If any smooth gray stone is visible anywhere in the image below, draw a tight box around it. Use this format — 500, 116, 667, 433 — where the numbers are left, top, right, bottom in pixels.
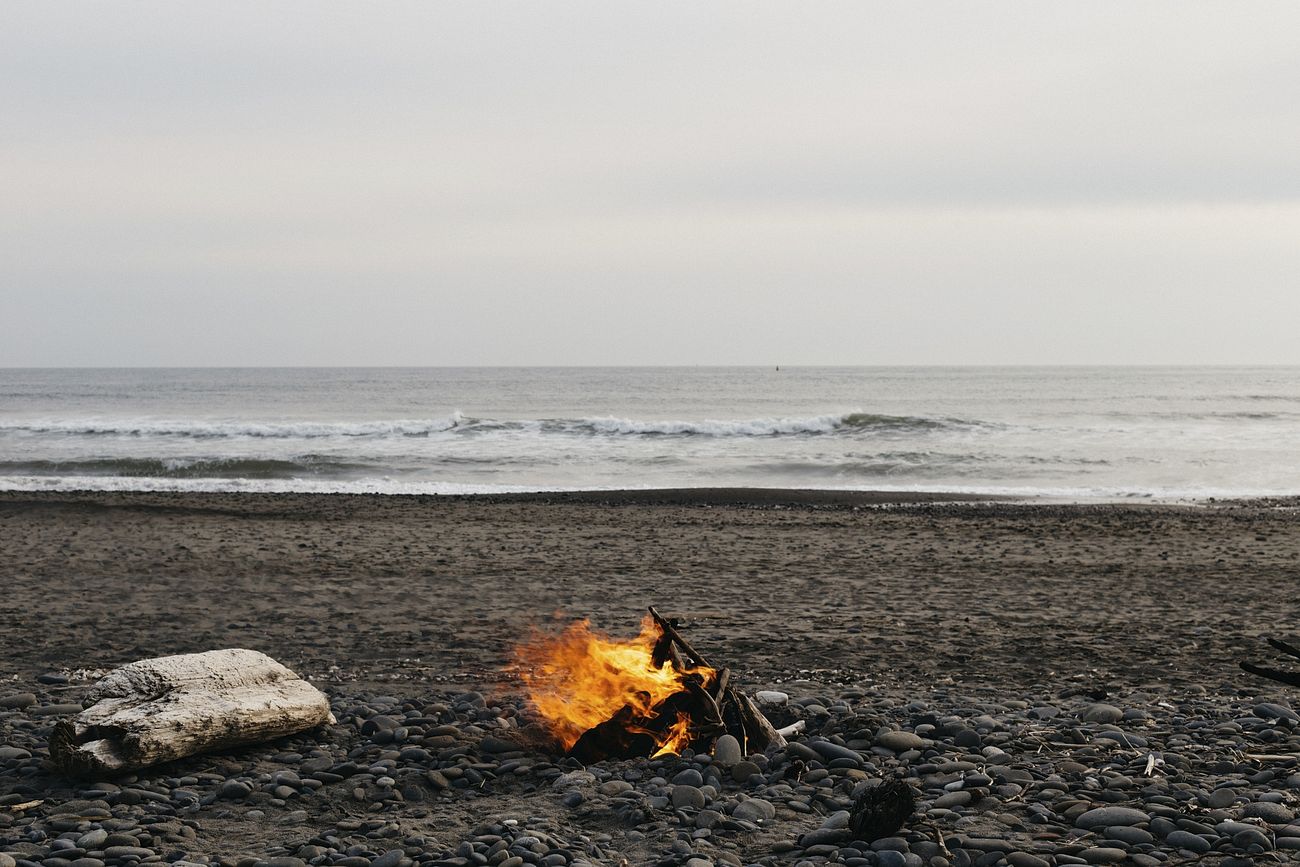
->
808, 740, 865, 764
1255, 702, 1300, 722
1242, 801, 1294, 822
1232, 828, 1272, 850
671, 785, 705, 810
1164, 831, 1211, 853
800, 828, 850, 847
1207, 788, 1238, 809
712, 734, 742, 767
1104, 826, 1152, 844
731, 760, 761, 782
75, 830, 109, 850
1079, 849, 1126, 864
733, 798, 776, 822
1005, 854, 1048, 867
597, 780, 632, 796
876, 731, 925, 752
1075, 806, 1150, 829
0, 694, 37, 709
1081, 704, 1123, 723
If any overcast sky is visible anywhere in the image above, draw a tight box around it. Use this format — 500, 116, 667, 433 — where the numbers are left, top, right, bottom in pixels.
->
3, 2, 1299, 366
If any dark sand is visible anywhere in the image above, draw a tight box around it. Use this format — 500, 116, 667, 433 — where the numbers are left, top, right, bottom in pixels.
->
1, 490, 1295, 694
3, 490, 1300, 865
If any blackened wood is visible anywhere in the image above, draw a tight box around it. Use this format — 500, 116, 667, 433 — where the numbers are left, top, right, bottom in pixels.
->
648, 606, 714, 669
849, 779, 916, 842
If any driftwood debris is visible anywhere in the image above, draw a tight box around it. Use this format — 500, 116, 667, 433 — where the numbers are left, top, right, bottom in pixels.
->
1241, 636, 1300, 687
568, 607, 786, 763
50, 648, 335, 776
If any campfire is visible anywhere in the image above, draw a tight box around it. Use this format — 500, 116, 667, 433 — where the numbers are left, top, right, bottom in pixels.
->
514, 607, 787, 763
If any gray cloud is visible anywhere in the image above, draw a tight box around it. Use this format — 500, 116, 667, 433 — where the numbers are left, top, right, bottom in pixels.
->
3, 1, 1299, 365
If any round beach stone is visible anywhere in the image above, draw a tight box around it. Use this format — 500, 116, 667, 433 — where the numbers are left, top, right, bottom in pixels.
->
755, 690, 788, 706
598, 780, 633, 796
731, 760, 761, 782
712, 735, 742, 766
733, 798, 776, 823
1207, 788, 1238, 808
217, 780, 252, 799
0, 748, 31, 761
1075, 806, 1150, 829
76, 830, 109, 850
1081, 703, 1123, 723
0, 854, 15, 867
1242, 801, 1294, 823
370, 850, 404, 867
672, 786, 706, 810
1080, 848, 1126, 863
1006, 854, 1048, 867
0, 694, 37, 709
1254, 703, 1300, 723
673, 768, 705, 787
876, 731, 925, 752
1164, 830, 1211, 853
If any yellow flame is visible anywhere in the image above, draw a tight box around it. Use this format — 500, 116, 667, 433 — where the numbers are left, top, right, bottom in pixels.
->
650, 712, 694, 758
514, 615, 712, 752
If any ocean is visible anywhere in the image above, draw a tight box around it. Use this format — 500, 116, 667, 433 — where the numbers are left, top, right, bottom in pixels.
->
1, 366, 1297, 500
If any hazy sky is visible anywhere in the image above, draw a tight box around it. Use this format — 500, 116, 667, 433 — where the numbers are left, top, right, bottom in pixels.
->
3, 2, 1299, 366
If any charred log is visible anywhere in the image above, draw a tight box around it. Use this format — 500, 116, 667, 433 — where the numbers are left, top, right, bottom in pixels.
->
1241, 636, 1300, 687
849, 779, 916, 843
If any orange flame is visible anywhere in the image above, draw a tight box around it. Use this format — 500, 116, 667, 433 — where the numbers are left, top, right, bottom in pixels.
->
650, 712, 693, 758
514, 615, 713, 754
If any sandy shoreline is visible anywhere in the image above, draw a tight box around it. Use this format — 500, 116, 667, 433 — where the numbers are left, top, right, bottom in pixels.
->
3, 490, 1300, 865
2, 488, 1296, 691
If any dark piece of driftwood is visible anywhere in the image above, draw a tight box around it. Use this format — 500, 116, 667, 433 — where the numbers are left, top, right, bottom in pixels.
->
50, 649, 335, 776
1241, 637, 1300, 687
647, 607, 786, 754
849, 779, 916, 842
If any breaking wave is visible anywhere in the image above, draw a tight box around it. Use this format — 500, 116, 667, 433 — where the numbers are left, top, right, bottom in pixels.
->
0, 411, 976, 440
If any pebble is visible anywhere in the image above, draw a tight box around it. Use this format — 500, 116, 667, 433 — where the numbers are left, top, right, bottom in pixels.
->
1164, 831, 1212, 853
0, 855, 14, 867
733, 798, 776, 823
370, 850, 404, 867
1242, 801, 1294, 822
731, 759, 761, 782
1079, 848, 1127, 863
755, 691, 788, 706
876, 731, 925, 752
218, 780, 252, 799
1254, 702, 1300, 722
711, 734, 742, 766
1006, 854, 1048, 867
1081, 703, 1124, 723
0, 694, 37, 709
671, 785, 706, 809
1075, 807, 1150, 829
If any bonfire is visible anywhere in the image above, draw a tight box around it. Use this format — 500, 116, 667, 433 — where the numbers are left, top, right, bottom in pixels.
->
514, 607, 786, 763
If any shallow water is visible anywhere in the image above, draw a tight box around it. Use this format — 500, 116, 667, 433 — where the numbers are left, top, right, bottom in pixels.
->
2, 366, 1298, 498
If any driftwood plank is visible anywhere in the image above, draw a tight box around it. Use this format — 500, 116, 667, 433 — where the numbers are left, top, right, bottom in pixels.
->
51, 648, 334, 776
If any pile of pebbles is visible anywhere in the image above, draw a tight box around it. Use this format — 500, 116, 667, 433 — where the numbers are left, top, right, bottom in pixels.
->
4, 678, 1300, 867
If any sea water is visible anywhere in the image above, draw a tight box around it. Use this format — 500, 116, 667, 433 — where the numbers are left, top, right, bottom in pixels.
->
1, 366, 1298, 500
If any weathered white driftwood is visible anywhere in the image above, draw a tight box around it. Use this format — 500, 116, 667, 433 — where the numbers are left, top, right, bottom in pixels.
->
50, 648, 335, 776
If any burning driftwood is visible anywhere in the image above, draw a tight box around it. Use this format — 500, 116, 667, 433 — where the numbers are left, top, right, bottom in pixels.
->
516, 607, 786, 763
50, 649, 334, 776
1241, 636, 1300, 687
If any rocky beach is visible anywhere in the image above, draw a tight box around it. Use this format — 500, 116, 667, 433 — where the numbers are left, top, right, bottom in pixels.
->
3, 490, 1300, 867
